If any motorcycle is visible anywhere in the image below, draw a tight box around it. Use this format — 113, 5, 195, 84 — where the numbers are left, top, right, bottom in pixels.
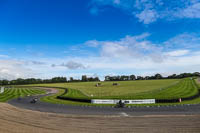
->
115, 100, 125, 108
30, 98, 38, 103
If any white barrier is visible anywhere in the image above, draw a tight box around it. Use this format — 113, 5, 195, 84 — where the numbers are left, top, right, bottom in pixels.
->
0, 87, 5, 94
91, 99, 155, 104
125, 99, 155, 104
91, 99, 118, 104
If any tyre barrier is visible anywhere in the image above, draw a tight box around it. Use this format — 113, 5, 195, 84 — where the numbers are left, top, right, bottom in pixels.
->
57, 96, 91, 103
57, 88, 91, 103
182, 92, 200, 101
155, 91, 200, 103
155, 99, 179, 103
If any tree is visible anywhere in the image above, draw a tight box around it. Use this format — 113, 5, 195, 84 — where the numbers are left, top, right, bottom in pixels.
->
94, 77, 100, 81
69, 77, 74, 82
130, 75, 136, 80
105, 76, 110, 81
51, 77, 67, 83
120, 75, 130, 81
154, 74, 162, 79
144, 76, 150, 80
137, 76, 143, 80
82, 75, 88, 82
193, 72, 200, 77
1, 80, 9, 85
168, 74, 177, 79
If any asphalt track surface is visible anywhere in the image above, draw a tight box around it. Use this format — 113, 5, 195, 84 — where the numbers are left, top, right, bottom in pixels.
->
8, 93, 200, 116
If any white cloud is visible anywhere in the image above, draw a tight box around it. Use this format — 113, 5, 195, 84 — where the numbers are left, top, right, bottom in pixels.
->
58, 51, 200, 77
0, 55, 9, 58
52, 61, 87, 70
164, 33, 200, 50
135, 9, 158, 24
79, 33, 200, 75
177, 2, 200, 18
1, 33, 200, 80
87, 33, 164, 62
101, 42, 132, 58
165, 50, 190, 57
84, 33, 200, 67
90, 0, 200, 24
0, 60, 37, 80
85, 40, 100, 47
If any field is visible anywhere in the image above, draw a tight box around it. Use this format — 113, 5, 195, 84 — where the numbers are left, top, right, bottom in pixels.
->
9, 78, 196, 106
0, 87, 46, 102
26, 79, 179, 98
61, 78, 199, 100
24, 78, 198, 99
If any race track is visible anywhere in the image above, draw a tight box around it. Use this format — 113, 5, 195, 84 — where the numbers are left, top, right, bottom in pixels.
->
5, 88, 200, 133
8, 93, 200, 116
1, 103, 200, 133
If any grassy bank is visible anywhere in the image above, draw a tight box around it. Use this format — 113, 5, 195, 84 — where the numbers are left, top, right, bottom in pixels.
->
22, 78, 199, 106
25, 79, 180, 99
0, 87, 46, 102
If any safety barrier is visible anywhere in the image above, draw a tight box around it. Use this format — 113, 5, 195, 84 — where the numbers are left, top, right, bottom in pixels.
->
57, 88, 91, 103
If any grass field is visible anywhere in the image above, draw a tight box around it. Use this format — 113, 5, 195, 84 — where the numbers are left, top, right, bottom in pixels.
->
0, 87, 46, 102
26, 79, 180, 98
58, 78, 199, 100
20, 78, 200, 106
25, 78, 199, 99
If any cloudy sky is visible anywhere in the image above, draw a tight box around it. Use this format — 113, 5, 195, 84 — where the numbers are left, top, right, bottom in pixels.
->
0, 0, 200, 80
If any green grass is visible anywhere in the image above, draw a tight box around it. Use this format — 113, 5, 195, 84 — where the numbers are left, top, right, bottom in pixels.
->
0, 87, 46, 102
60, 88, 89, 99
60, 78, 198, 100
23, 78, 200, 106
25, 79, 180, 99
40, 88, 94, 106
25, 78, 199, 100
130, 78, 199, 99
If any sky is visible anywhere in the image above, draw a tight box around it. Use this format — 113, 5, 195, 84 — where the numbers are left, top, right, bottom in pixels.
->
0, 0, 200, 80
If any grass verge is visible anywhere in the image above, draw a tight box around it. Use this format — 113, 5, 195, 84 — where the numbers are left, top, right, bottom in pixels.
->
0, 87, 46, 102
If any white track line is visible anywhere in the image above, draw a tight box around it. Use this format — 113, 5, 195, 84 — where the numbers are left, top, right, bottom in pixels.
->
120, 112, 129, 117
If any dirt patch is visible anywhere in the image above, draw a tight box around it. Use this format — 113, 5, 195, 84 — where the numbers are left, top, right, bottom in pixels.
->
0, 103, 200, 133
33, 87, 59, 94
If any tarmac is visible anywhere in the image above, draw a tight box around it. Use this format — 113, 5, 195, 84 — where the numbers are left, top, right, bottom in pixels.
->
8, 93, 200, 116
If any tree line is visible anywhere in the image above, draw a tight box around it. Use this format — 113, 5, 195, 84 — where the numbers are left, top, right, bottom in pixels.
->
0, 75, 100, 85
105, 72, 200, 81
0, 77, 67, 85
0, 72, 199, 85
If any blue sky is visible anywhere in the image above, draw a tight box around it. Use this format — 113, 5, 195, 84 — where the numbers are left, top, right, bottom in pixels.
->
0, 0, 200, 80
